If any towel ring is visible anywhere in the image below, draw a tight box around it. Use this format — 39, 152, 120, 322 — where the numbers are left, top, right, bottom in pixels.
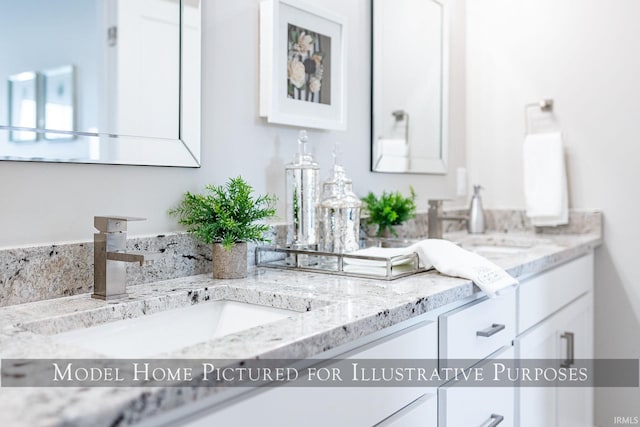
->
524, 99, 554, 135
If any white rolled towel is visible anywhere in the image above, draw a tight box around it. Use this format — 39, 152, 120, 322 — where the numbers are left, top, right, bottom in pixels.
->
408, 239, 519, 297
376, 155, 408, 172
378, 138, 408, 156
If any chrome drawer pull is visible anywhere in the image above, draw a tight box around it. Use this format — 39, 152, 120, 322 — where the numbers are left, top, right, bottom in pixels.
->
486, 413, 504, 427
560, 331, 575, 368
476, 323, 505, 337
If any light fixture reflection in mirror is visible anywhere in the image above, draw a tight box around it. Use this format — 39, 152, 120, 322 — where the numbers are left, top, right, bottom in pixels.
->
371, 0, 449, 174
0, 0, 201, 167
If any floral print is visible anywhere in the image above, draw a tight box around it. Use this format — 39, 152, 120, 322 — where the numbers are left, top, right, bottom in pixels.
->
287, 24, 331, 104
288, 58, 306, 89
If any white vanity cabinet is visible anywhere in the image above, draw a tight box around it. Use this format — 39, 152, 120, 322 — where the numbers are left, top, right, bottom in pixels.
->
438, 251, 594, 427
144, 251, 594, 427
515, 253, 594, 427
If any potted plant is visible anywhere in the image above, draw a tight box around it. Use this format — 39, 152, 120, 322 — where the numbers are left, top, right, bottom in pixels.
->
361, 187, 417, 238
169, 176, 277, 279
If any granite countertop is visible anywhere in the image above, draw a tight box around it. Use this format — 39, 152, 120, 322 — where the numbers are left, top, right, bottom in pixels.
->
0, 231, 602, 427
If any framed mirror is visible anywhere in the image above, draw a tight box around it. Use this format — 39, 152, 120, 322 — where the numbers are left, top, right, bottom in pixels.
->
0, 0, 201, 167
371, 0, 448, 174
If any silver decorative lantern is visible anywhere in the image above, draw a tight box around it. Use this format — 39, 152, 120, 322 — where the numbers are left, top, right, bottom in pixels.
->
285, 130, 319, 248
317, 163, 362, 253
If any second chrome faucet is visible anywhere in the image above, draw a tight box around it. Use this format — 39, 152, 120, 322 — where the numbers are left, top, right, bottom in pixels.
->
427, 190, 486, 239
427, 200, 468, 239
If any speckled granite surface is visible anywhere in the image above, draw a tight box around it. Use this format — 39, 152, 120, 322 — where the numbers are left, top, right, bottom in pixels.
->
0, 227, 601, 427
0, 225, 287, 308
0, 211, 600, 308
366, 208, 602, 237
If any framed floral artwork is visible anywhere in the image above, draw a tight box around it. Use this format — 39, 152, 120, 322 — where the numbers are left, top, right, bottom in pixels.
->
260, 0, 347, 130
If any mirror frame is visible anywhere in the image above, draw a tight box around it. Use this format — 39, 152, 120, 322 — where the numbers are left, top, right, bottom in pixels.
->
370, 0, 449, 175
0, 0, 202, 168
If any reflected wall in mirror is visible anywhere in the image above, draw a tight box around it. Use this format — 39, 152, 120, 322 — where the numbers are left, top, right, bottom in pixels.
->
371, 0, 449, 174
0, 0, 201, 167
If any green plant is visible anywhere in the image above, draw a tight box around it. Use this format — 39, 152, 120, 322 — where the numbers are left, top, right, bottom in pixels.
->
169, 176, 277, 250
361, 186, 417, 237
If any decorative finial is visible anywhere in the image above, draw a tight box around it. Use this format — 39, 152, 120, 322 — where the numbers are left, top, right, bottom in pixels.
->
298, 130, 308, 144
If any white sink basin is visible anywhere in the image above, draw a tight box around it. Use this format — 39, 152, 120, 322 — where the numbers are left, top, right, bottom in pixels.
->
464, 244, 530, 255
51, 300, 296, 358
458, 235, 551, 257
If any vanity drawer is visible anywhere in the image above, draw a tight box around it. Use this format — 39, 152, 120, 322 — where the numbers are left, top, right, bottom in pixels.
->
518, 252, 593, 334
439, 292, 516, 363
439, 385, 515, 427
438, 346, 515, 427
177, 321, 438, 427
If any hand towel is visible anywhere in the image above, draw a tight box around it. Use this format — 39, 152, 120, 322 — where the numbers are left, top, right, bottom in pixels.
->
378, 138, 409, 156
523, 132, 569, 226
345, 246, 425, 268
375, 155, 409, 172
408, 239, 518, 297
343, 246, 423, 276
374, 139, 409, 172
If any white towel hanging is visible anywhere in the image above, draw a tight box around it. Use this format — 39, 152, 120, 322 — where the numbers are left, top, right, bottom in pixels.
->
523, 132, 569, 226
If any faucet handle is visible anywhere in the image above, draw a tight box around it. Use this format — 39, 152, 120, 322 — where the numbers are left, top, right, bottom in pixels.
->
94, 216, 146, 233
428, 199, 443, 208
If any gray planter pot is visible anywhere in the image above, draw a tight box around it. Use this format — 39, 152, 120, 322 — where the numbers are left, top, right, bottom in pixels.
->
212, 242, 247, 279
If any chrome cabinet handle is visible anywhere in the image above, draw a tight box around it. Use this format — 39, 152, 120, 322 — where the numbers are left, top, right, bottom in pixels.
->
486, 413, 504, 427
561, 331, 575, 368
476, 323, 505, 337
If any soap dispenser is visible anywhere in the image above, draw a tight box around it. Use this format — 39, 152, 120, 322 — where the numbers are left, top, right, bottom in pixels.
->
285, 130, 320, 248
468, 185, 486, 234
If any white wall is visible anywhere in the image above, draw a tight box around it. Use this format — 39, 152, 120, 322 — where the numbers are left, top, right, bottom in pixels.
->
466, 0, 640, 423
0, 0, 466, 247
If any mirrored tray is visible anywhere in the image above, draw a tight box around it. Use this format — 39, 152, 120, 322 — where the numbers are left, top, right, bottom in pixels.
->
255, 245, 427, 281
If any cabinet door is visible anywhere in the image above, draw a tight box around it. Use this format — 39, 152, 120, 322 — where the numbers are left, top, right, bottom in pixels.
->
516, 293, 593, 427
556, 294, 593, 427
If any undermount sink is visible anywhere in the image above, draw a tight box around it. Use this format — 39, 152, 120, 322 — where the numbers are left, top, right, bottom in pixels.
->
463, 244, 531, 255
51, 300, 297, 358
459, 235, 550, 256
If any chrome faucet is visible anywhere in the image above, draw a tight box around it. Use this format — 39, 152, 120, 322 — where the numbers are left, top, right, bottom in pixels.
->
427, 200, 468, 239
93, 216, 158, 301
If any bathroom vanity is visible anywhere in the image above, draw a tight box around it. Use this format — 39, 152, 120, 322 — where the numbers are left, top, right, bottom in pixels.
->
0, 224, 600, 427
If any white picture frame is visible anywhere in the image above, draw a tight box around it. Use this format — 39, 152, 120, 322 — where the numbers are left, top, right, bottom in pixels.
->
260, 0, 347, 130
7, 71, 39, 142
42, 65, 76, 141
